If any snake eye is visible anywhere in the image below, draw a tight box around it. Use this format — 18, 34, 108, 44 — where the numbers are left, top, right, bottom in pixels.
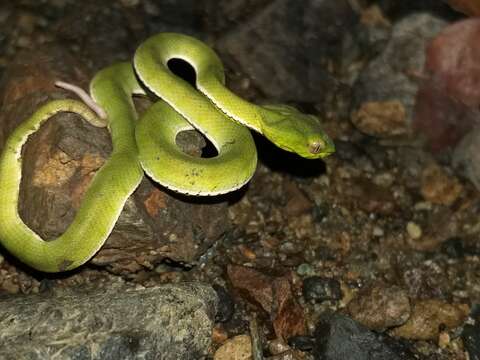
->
309, 140, 324, 154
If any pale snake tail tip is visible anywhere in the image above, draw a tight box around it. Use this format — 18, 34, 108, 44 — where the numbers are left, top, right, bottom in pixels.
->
55, 80, 108, 122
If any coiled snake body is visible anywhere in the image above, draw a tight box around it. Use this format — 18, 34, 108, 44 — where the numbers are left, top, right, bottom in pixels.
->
0, 33, 334, 272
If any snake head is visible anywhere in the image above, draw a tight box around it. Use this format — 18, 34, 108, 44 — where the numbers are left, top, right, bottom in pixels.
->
259, 104, 335, 159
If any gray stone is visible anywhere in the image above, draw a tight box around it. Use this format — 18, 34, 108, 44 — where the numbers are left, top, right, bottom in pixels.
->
352, 13, 447, 127
0, 283, 218, 360
217, 0, 356, 102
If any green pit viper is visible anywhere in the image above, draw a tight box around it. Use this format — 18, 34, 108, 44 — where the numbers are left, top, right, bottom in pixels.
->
0, 33, 334, 272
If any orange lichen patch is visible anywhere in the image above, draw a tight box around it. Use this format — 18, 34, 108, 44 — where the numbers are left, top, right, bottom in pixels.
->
71, 171, 94, 209
71, 154, 105, 208
79, 153, 105, 176
144, 188, 167, 217
32, 149, 78, 187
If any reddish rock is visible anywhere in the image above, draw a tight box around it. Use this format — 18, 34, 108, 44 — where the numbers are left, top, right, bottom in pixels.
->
413, 18, 480, 152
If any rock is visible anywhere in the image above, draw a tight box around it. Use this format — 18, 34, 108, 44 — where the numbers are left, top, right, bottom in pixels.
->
272, 276, 306, 341
267, 349, 305, 360
356, 5, 391, 54
284, 181, 314, 217
440, 236, 480, 258
400, 262, 448, 299
454, 124, 480, 192
287, 335, 314, 351
214, 335, 252, 360
351, 99, 408, 138
390, 299, 469, 340
347, 283, 410, 331
227, 264, 274, 313
406, 222, 422, 240
217, 0, 357, 103
269, 338, 292, 355
342, 177, 396, 215
302, 276, 342, 303
213, 284, 235, 323
312, 312, 415, 360
227, 266, 306, 341
353, 13, 447, 136
0, 283, 218, 360
462, 323, 480, 360
414, 18, 480, 152
420, 163, 462, 206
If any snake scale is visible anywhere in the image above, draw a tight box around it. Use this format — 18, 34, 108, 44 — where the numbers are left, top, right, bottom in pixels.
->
0, 33, 334, 272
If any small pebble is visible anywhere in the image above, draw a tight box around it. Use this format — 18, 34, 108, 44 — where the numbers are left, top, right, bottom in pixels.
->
438, 331, 450, 349
347, 283, 411, 331
462, 323, 480, 360
413, 201, 432, 211
372, 226, 384, 237
296, 263, 314, 277
1, 278, 19, 294
238, 244, 257, 260
351, 100, 408, 138
390, 299, 469, 340
119, 0, 140, 7
440, 237, 465, 258
302, 276, 342, 302
268, 338, 290, 355
406, 222, 422, 239
373, 172, 395, 187
420, 164, 463, 206
287, 335, 314, 351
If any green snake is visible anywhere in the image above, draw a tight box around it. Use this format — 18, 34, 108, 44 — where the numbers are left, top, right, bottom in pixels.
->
0, 33, 334, 272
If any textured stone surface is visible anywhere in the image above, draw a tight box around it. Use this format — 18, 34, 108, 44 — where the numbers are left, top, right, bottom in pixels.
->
347, 283, 410, 331
217, 0, 356, 103
0, 282, 218, 359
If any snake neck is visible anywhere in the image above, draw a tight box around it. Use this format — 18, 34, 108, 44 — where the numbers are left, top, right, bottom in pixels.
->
196, 75, 264, 134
